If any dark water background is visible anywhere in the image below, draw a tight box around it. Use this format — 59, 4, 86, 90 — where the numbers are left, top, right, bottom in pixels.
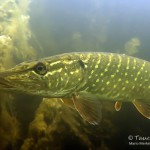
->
27, 0, 150, 149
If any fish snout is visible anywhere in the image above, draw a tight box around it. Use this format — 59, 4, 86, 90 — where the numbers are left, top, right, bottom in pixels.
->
0, 77, 14, 89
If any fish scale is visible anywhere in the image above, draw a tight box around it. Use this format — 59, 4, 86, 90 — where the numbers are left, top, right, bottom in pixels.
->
0, 52, 150, 124
78, 53, 149, 99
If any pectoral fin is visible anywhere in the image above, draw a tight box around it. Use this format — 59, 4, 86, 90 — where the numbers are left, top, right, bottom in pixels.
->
72, 92, 102, 125
115, 101, 122, 111
60, 98, 75, 109
133, 99, 150, 119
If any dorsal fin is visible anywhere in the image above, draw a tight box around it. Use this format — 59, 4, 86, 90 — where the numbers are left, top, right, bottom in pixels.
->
115, 101, 122, 111
133, 99, 150, 119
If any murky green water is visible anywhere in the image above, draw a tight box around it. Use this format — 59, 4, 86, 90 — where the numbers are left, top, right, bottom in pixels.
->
0, 0, 150, 150
30, 0, 150, 58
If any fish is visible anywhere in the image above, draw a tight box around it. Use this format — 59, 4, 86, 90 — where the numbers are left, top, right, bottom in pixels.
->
0, 52, 150, 125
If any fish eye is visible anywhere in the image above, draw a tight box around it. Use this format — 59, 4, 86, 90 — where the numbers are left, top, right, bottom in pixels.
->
33, 62, 47, 75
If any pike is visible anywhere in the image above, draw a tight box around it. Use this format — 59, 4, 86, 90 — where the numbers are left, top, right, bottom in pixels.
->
0, 52, 150, 125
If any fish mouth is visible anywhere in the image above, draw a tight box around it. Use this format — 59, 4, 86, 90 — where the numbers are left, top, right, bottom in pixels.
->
0, 77, 14, 89
0, 69, 44, 95
0, 70, 18, 89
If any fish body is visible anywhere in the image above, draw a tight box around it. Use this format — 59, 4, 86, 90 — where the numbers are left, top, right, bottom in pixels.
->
0, 52, 150, 124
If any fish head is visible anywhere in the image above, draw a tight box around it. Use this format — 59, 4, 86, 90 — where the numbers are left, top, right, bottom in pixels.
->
0, 55, 85, 97
0, 60, 46, 96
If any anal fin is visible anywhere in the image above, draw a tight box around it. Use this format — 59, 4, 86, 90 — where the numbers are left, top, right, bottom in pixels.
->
133, 99, 150, 119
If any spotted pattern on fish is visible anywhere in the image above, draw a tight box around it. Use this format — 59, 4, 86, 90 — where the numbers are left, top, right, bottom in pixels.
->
71, 52, 150, 102
0, 52, 150, 101
1, 52, 150, 124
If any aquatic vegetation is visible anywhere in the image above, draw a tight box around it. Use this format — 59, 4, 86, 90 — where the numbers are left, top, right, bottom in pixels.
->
0, 35, 15, 68
0, 93, 20, 149
20, 99, 116, 150
0, 0, 36, 67
124, 37, 141, 55
0, 0, 36, 149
